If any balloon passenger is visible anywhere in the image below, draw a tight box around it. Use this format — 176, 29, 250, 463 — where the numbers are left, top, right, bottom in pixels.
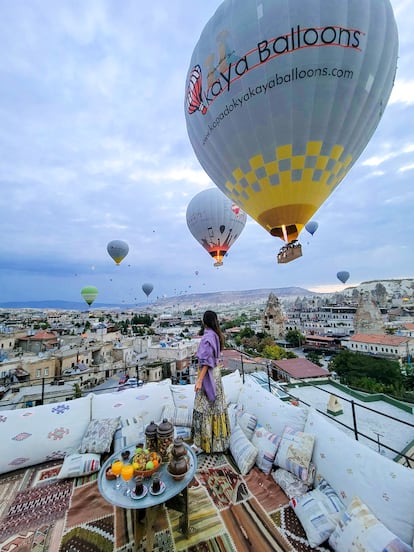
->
192, 310, 230, 454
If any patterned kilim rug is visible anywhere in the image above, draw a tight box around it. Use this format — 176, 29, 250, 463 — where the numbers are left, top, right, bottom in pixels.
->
0, 455, 318, 552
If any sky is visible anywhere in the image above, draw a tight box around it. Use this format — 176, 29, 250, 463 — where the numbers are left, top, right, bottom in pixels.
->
0, 0, 413, 305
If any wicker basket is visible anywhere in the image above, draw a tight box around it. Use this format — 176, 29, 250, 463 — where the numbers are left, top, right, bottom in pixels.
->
132, 453, 162, 478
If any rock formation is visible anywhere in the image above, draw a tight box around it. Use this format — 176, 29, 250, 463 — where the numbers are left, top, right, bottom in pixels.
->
262, 292, 285, 339
353, 291, 385, 334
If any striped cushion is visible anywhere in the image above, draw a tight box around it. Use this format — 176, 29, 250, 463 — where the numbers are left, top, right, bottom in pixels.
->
252, 423, 281, 474
162, 404, 193, 428
236, 410, 258, 440
230, 425, 258, 475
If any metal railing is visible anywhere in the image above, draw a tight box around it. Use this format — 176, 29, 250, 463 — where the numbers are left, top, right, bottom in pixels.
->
257, 370, 414, 468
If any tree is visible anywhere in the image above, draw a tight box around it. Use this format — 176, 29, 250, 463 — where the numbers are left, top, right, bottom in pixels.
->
262, 344, 297, 360
285, 329, 305, 347
330, 350, 404, 393
306, 351, 323, 366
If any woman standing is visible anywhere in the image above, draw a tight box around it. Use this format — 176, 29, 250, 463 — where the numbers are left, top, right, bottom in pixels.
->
192, 310, 230, 454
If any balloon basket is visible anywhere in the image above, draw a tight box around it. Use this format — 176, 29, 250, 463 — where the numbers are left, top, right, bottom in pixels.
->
277, 243, 302, 264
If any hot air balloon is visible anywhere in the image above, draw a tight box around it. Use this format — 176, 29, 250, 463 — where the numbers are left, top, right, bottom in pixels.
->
337, 271, 350, 284
186, 187, 247, 267
81, 286, 98, 306
142, 282, 154, 298
185, 0, 398, 262
305, 221, 319, 236
107, 240, 129, 265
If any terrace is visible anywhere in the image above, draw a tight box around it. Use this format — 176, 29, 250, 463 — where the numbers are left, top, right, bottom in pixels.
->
0, 370, 413, 551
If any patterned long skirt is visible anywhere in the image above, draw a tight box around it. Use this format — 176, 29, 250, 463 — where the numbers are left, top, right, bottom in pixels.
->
191, 366, 230, 454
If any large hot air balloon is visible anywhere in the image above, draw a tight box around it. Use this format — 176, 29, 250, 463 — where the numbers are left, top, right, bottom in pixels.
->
186, 187, 247, 267
142, 282, 154, 298
337, 271, 350, 284
107, 240, 129, 265
185, 0, 398, 260
305, 221, 319, 236
81, 286, 98, 306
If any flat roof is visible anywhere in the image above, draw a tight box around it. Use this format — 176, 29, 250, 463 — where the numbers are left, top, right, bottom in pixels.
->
272, 358, 330, 379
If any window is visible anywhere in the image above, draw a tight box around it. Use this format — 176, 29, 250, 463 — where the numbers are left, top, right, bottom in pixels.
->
44, 368, 49, 376
36, 369, 41, 377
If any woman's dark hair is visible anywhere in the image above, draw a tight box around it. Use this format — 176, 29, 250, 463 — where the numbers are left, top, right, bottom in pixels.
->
202, 310, 224, 350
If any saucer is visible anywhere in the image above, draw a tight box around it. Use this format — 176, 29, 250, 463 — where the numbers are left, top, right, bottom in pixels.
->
130, 485, 148, 500
149, 481, 166, 496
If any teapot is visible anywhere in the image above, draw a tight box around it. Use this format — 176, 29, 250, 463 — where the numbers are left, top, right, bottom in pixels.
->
167, 438, 189, 480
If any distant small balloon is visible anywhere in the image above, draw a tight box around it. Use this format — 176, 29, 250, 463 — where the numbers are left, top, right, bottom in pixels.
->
305, 221, 319, 236
337, 271, 350, 284
142, 282, 154, 297
81, 286, 98, 306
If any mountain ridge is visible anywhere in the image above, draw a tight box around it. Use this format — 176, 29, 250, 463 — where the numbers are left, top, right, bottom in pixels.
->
1, 279, 412, 310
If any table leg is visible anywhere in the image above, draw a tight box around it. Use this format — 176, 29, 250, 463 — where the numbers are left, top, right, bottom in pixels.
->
166, 486, 190, 538
133, 509, 146, 552
144, 505, 160, 552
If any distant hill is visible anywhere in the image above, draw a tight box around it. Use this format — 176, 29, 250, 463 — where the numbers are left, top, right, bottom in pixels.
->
2, 280, 412, 311
0, 287, 314, 311
343, 278, 414, 298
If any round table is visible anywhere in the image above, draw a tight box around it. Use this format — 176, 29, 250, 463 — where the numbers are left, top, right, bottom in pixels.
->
98, 442, 197, 551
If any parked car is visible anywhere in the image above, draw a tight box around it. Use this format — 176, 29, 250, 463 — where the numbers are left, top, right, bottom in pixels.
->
118, 377, 144, 390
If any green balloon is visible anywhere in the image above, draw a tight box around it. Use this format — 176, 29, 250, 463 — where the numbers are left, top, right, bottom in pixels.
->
81, 286, 98, 306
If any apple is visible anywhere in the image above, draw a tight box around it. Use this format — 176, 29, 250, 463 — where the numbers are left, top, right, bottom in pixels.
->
145, 460, 154, 470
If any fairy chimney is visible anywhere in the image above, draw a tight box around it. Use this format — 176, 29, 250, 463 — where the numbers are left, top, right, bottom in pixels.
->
353, 291, 385, 334
262, 292, 285, 339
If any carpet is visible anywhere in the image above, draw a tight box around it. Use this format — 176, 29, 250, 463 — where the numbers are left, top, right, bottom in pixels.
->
0, 456, 319, 552
271, 505, 333, 552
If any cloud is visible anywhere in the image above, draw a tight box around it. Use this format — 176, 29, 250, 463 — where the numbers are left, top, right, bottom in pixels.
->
0, 0, 413, 303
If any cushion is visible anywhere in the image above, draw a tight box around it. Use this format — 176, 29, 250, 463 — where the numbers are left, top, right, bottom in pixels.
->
91, 378, 173, 427
174, 426, 192, 441
290, 488, 342, 547
170, 383, 195, 410
222, 369, 243, 404
251, 423, 281, 474
162, 404, 193, 428
230, 425, 258, 475
329, 496, 414, 551
79, 417, 120, 454
57, 453, 101, 479
272, 468, 310, 499
236, 410, 258, 440
304, 408, 414, 545
275, 426, 315, 481
238, 375, 308, 435
119, 416, 145, 447
0, 395, 93, 475
227, 403, 239, 432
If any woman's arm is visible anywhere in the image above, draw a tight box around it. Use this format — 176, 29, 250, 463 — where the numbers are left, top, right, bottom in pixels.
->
195, 364, 209, 392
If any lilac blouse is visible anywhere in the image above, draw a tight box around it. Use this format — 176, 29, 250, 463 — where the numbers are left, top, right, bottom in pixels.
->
196, 328, 220, 368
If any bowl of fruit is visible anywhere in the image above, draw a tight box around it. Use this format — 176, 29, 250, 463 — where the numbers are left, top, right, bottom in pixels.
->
132, 447, 162, 478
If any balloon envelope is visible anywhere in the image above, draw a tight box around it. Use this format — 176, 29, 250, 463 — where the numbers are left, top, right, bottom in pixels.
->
142, 283, 154, 297
107, 240, 129, 265
186, 187, 247, 266
305, 221, 318, 236
337, 271, 350, 284
81, 286, 98, 306
185, 0, 398, 243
